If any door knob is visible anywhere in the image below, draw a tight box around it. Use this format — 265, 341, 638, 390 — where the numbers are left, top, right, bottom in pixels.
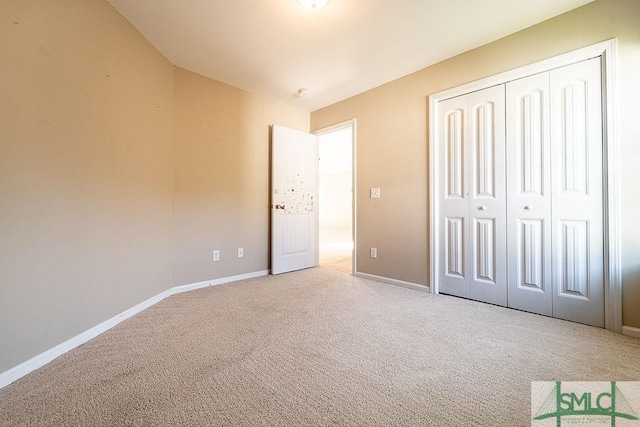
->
524, 205, 532, 210
478, 206, 487, 211
275, 204, 286, 210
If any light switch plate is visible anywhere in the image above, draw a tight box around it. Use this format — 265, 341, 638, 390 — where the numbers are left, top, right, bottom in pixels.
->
370, 188, 381, 198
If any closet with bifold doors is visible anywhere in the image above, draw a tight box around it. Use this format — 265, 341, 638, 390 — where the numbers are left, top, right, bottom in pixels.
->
437, 57, 605, 327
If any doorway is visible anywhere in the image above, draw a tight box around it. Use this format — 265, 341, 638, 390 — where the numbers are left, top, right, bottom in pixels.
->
314, 120, 356, 275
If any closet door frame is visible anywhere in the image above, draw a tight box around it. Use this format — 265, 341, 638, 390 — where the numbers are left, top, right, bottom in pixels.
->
428, 39, 621, 333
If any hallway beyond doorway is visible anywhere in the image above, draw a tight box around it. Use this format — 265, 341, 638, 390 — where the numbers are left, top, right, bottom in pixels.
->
316, 121, 355, 275
319, 227, 352, 274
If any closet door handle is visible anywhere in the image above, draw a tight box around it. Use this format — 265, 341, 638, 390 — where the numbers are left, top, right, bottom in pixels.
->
478, 206, 487, 211
524, 205, 532, 210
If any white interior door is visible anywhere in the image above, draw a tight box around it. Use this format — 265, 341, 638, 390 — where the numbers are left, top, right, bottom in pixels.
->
506, 71, 553, 316
438, 94, 469, 298
431, 43, 618, 331
271, 125, 318, 275
468, 86, 507, 306
506, 58, 604, 326
550, 58, 604, 327
438, 85, 507, 305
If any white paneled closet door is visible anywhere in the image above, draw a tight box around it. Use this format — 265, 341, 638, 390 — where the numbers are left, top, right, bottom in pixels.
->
506, 71, 553, 316
468, 87, 507, 306
505, 57, 604, 327
550, 58, 604, 327
438, 94, 469, 299
438, 85, 507, 306
435, 54, 607, 328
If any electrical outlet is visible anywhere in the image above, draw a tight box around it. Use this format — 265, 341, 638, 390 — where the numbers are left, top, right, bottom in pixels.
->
237, 248, 244, 258
370, 247, 377, 258
370, 188, 381, 198
213, 250, 220, 262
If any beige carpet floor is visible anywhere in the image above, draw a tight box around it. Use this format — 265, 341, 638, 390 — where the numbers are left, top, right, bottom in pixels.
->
1, 267, 639, 426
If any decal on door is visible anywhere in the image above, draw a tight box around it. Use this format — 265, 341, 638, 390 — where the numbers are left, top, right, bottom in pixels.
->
283, 174, 314, 215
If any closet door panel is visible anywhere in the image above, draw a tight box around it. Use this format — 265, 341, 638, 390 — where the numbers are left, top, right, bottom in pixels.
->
550, 57, 604, 327
468, 85, 507, 306
438, 94, 470, 298
506, 72, 553, 316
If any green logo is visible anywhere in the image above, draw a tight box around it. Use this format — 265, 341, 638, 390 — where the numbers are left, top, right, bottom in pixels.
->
533, 381, 639, 426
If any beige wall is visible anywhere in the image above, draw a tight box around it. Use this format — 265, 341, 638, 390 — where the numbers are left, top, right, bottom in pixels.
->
0, 1, 310, 374
311, 0, 640, 328
172, 68, 308, 286
0, 0, 175, 372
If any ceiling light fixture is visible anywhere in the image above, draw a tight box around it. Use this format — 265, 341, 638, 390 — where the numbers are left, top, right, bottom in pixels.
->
298, 0, 328, 10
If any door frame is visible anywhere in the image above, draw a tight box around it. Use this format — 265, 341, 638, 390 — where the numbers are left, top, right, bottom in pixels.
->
313, 119, 358, 275
428, 39, 621, 333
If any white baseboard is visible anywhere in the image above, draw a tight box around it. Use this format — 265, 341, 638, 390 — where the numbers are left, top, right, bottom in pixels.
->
622, 325, 640, 339
172, 270, 270, 294
356, 272, 429, 293
0, 269, 269, 390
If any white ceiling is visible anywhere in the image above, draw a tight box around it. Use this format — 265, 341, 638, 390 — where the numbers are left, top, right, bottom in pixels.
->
106, 0, 594, 112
